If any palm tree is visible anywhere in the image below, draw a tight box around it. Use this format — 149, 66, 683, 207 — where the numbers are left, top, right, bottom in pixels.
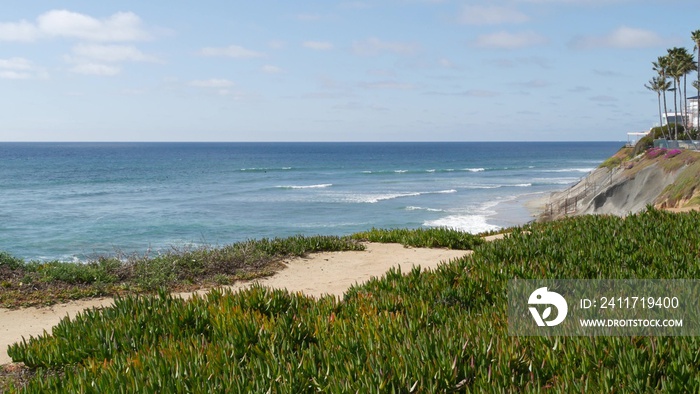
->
645, 76, 671, 139
676, 48, 695, 129
653, 56, 673, 138
666, 48, 688, 139
692, 30, 700, 130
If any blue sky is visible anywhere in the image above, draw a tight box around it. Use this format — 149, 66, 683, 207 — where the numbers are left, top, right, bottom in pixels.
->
1, 1, 698, 141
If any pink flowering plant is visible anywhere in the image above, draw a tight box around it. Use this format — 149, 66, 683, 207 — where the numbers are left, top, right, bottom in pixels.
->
665, 148, 682, 158
646, 147, 667, 159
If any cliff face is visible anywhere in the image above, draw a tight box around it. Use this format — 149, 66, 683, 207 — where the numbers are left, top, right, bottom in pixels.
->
582, 164, 679, 215
540, 148, 699, 221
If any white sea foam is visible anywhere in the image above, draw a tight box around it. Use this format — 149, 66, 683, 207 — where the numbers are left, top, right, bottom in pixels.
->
406, 206, 445, 212
463, 168, 485, 172
348, 192, 421, 203
347, 189, 456, 203
278, 184, 333, 189
240, 167, 293, 172
424, 215, 499, 234
463, 184, 501, 189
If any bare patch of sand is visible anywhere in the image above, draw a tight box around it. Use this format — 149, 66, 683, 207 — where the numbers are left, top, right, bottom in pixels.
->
0, 243, 470, 365
663, 205, 700, 213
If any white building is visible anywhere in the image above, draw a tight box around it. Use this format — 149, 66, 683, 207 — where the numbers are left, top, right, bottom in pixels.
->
687, 95, 699, 129
663, 96, 700, 129
662, 112, 686, 126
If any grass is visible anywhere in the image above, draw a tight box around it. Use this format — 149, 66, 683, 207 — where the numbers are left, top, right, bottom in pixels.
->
598, 146, 633, 169
657, 158, 700, 207
4, 208, 700, 392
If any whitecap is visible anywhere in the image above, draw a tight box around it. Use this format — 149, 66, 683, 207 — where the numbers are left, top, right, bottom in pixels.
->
345, 192, 419, 203
345, 189, 455, 204
277, 184, 333, 189
406, 206, 445, 212
423, 215, 500, 234
434, 189, 457, 194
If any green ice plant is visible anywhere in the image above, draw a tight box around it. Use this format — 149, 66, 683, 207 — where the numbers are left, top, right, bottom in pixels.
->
352, 227, 484, 249
7, 208, 700, 392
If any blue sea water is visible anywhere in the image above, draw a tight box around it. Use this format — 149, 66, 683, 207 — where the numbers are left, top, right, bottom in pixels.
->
0, 142, 621, 261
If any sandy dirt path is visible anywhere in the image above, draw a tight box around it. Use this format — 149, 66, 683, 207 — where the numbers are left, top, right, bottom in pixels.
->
1, 243, 474, 365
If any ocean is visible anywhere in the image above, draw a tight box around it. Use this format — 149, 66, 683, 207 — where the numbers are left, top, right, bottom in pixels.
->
1, 141, 621, 262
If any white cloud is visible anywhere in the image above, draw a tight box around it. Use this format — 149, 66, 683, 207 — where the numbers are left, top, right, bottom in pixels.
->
0, 57, 48, 79
569, 26, 667, 49
189, 79, 235, 88
0, 70, 32, 80
70, 63, 121, 76
352, 38, 420, 56
200, 45, 264, 58
303, 41, 334, 50
472, 31, 548, 49
0, 10, 152, 42
63, 44, 159, 77
459, 5, 529, 25
38, 10, 151, 41
261, 65, 284, 74
0, 57, 33, 70
0, 20, 40, 42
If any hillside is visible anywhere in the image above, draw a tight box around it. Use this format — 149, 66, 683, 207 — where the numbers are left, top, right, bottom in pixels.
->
540, 146, 700, 220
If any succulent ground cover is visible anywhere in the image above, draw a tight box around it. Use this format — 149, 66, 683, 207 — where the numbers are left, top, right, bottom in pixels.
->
0, 235, 366, 309
3, 208, 700, 392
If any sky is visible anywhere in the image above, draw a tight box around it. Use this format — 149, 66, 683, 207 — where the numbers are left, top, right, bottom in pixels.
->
1, 1, 699, 142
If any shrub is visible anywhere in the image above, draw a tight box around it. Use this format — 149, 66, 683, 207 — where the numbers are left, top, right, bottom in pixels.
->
646, 147, 667, 159
666, 148, 682, 158
0, 252, 24, 271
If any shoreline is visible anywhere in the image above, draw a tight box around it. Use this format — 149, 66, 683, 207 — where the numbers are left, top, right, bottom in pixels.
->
487, 191, 549, 229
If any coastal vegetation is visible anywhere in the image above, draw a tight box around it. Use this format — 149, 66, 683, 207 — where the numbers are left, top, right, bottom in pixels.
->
352, 227, 484, 250
3, 208, 700, 392
0, 229, 483, 309
0, 235, 365, 309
